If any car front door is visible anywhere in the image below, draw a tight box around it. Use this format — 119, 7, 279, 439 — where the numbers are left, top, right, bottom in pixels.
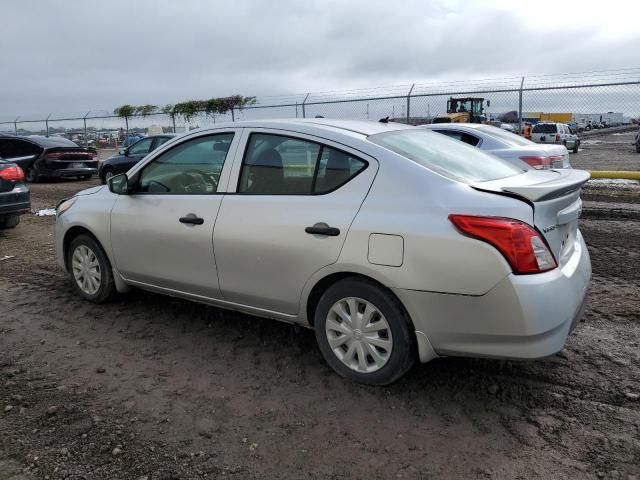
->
110, 130, 240, 298
213, 129, 377, 315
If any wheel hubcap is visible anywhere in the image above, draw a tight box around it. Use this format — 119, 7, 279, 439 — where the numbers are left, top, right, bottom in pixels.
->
71, 245, 101, 295
105, 171, 113, 181
325, 297, 393, 373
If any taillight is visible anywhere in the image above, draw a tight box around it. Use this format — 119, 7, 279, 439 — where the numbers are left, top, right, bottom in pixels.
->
555, 134, 561, 141
449, 215, 557, 274
0, 164, 25, 182
519, 156, 551, 169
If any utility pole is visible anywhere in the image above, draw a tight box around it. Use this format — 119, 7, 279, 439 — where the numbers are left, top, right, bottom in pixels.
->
518, 76, 525, 134
45, 113, 52, 137
406, 84, 415, 124
83, 111, 90, 146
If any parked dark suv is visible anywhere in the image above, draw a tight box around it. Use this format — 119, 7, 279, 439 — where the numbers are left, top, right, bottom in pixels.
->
0, 135, 97, 182
0, 160, 30, 229
98, 134, 175, 184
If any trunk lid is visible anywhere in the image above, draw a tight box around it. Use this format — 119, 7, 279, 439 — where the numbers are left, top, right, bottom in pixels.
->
472, 169, 590, 266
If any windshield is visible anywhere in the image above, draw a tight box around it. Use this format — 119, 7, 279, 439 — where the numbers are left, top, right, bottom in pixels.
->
369, 129, 524, 183
475, 125, 533, 146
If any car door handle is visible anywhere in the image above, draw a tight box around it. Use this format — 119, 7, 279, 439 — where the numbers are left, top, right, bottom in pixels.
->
179, 215, 204, 225
305, 223, 340, 236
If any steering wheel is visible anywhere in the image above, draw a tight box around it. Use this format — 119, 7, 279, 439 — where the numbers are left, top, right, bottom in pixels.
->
176, 170, 218, 193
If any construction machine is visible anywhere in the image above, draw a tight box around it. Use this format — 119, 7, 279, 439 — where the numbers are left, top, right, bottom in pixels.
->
432, 97, 488, 124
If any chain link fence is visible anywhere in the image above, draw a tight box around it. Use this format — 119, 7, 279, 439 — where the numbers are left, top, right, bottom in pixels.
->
2, 70, 639, 156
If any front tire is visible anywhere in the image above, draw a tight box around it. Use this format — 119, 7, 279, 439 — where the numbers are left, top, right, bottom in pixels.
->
67, 234, 115, 303
25, 168, 39, 183
101, 168, 114, 185
314, 278, 417, 385
573, 142, 579, 154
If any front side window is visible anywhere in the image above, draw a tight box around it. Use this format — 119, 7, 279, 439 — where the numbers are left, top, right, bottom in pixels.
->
138, 133, 234, 194
369, 129, 523, 183
238, 133, 366, 194
128, 137, 154, 155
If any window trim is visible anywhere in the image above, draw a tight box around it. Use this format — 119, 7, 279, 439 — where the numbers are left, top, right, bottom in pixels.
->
132, 132, 236, 196
127, 137, 155, 156
235, 132, 369, 196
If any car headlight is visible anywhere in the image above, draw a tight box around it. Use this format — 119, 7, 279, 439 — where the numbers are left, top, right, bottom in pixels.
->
56, 197, 77, 216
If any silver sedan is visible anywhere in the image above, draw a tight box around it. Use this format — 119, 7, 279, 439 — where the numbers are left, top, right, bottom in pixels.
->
423, 123, 571, 169
55, 119, 591, 385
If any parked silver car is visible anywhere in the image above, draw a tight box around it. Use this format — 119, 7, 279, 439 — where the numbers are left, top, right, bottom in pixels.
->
55, 119, 591, 385
423, 123, 571, 169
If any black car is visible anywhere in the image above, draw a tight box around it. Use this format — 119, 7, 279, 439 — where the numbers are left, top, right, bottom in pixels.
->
0, 160, 30, 229
99, 134, 175, 184
0, 135, 97, 182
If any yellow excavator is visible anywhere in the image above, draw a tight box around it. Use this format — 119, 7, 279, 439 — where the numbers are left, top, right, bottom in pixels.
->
432, 97, 488, 124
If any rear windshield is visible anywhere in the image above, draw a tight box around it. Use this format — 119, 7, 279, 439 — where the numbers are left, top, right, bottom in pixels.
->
369, 129, 524, 183
532, 124, 557, 134
475, 125, 533, 146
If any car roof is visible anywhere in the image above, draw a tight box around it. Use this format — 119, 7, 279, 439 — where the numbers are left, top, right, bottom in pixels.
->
193, 118, 413, 138
12, 135, 79, 148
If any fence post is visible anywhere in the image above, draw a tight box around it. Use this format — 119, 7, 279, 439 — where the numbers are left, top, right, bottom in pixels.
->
231, 108, 235, 122
45, 113, 52, 137
406, 84, 415, 124
302, 93, 310, 118
172, 115, 176, 133
295, 102, 298, 118
14, 117, 19, 136
518, 76, 524, 134
83, 111, 90, 146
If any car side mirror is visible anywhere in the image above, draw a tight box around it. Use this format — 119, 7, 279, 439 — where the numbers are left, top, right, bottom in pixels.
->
118, 147, 126, 155
108, 173, 130, 195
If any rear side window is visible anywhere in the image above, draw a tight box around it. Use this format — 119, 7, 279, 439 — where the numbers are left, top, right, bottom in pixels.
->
0, 139, 42, 158
238, 133, 366, 194
369, 129, 523, 183
532, 124, 557, 134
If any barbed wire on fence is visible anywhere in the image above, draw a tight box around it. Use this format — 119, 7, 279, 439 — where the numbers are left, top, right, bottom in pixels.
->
2, 68, 640, 144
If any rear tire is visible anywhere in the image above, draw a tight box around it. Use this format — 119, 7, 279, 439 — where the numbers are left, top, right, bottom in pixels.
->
0, 216, 20, 229
314, 278, 417, 385
67, 234, 115, 303
573, 143, 579, 154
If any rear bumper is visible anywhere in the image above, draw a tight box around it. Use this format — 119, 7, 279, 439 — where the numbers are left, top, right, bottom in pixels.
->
41, 167, 97, 178
0, 187, 31, 218
395, 230, 591, 362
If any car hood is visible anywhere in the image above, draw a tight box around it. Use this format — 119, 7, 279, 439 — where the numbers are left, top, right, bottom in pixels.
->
76, 185, 106, 196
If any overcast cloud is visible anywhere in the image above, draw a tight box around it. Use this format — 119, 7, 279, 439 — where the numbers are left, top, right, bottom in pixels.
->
1, 0, 639, 117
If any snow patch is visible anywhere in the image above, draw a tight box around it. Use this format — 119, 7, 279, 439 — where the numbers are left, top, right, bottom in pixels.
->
34, 208, 56, 216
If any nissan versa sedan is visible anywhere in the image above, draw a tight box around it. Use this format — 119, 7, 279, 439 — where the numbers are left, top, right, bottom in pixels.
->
423, 123, 571, 169
55, 119, 591, 385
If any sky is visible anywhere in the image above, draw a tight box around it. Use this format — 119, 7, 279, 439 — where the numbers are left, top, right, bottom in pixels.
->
1, 0, 640, 119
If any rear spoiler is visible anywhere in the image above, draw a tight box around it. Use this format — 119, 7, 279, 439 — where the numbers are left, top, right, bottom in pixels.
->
472, 169, 591, 202
46, 146, 97, 155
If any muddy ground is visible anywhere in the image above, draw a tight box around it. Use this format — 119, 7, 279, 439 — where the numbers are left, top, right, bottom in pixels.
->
1, 135, 639, 479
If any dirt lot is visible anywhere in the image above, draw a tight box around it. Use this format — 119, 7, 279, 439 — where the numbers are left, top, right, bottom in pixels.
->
1, 136, 639, 479
571, 130, 639, 172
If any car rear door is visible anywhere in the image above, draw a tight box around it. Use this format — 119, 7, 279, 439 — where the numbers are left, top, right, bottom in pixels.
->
110, 130, 240, 298
213, 129, 377, 315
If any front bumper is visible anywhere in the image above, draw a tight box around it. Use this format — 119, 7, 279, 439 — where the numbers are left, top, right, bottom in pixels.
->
395, 230, 591, 362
